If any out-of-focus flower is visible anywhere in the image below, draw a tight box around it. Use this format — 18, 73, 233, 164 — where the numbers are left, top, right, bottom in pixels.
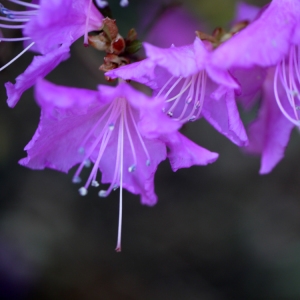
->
106, 38, 248, 147
1, 0, 103, 107
141, 4, 205, 48
20, 79, 218, 250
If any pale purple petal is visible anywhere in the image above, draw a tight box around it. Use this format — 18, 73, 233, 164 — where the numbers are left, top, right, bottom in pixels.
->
98, 83, 181, 138
162, 132, 219, 171
106, 59, 169, 90
6, 46, 70, 108
35, 77, 101, 114
231, 66, 267, 109
144, 42, 199, 77
202, 86, 248, 146
24, 0, 103, 54
246, 69, 294, 174
21, 80, 169, 206
212, 0, 300, 69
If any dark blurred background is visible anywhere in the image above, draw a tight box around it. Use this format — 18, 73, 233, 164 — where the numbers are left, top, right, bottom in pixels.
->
2, 0, 300, 299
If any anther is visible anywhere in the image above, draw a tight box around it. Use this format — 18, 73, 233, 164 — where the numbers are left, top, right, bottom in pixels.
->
167, 111, 173, 117
91, 180, 99, 187
84, 159, 91, 167
128, 164, 136, 172
195, 101, 201, 109
72, 176, 82, 184
108, 123, 115, 130
1, 8, 10, 15
188, 115, 196, 122
98, 190, 107, 197
185, 96, 192, 104
79, 187, 88, 196
146, 159, 151, 166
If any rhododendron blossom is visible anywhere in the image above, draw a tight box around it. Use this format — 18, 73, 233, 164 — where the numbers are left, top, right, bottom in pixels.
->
107, 38, 248, 147
1, 0, 103, 107
20, 79, 218, 250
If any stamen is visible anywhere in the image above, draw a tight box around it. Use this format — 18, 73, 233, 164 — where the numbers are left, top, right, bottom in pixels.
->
0, 16, 30, 22
0, 36, 31, 41
79, 187, 88, 196
71, 96, 152, 251
91, 180, 99, 187
0, 41, 35, 72
0, 23, 25, 29
72, 176, 82, 183
128, 105, 151, 165
274, 45, 300, 126
7, 0, 39, 9
115, 104, 124, 252
83, 0, 93, 46
159, 71, 207, 122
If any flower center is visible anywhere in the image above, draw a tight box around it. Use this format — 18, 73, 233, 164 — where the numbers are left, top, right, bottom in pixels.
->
157, 71, 207, 123
72, 96, 151, 251
274, 45, 300, 126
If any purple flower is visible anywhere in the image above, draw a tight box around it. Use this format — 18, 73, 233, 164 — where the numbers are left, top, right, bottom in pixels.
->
212, 0, 300, 126
207, 0, 300, 172
106, 38, 248, 147
1, 0, 103, 107
20, 79, 218, 250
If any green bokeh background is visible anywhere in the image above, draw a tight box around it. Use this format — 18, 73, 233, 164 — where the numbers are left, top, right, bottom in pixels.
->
1, 1, 300, 299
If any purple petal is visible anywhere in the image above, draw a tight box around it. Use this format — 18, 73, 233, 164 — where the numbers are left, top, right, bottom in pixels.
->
98, 83, 181, 138
231, 66, 267, 109
24, 0, 103, 54
144, 42, 199, 77
246, 69, 294, 174
162, 132, 218, 171
6, 46, 70, 108
202, 85, 248, 146
212, 0, 300, 69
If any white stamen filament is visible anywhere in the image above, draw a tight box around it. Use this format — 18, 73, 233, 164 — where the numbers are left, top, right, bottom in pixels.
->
0, 2, 39, 71
116, 107, 124, 252
0, 16, 30, 22
158, 71, 207, 122
73, 97, 152, 251
274, 45, 300, 126
7, 0, 39, 9
83, 0, 93, 46
0, 41, 34, 72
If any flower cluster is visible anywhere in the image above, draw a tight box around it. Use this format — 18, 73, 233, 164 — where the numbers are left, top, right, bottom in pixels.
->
1, 0, 299, 250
